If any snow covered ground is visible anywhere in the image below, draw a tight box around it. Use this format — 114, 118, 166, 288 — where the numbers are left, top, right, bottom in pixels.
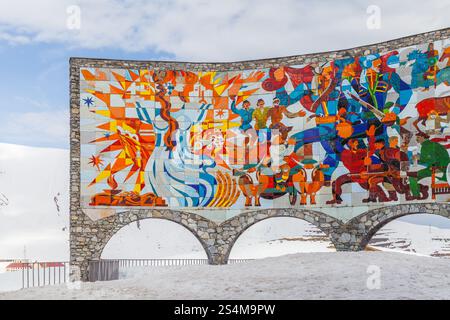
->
0, 270, 22, 293
1, 251, 450, 300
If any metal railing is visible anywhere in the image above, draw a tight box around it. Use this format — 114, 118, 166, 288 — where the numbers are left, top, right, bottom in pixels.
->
20, 262, 69, 289
114, 258, 254, 267
116, 258, 209, 268
88, 258, 254, 282
15, 258, 254, 288
89, 260, 119, 282
228, 258, 254, 264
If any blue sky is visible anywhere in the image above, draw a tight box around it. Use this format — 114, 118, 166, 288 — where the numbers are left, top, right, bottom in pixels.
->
0, 0, 448, 149
0, 42, 171, 148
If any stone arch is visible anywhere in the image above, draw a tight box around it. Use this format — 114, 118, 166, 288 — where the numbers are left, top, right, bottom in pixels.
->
345, 203, 450, 250
98, 210, 215, 263
217, 208, 343, 263
73, 209, 219, 280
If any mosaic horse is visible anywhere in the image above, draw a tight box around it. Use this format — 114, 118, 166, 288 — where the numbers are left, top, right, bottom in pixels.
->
413, 95, 450, 137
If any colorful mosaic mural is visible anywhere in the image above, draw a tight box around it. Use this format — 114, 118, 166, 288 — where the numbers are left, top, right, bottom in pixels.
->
80, 40, 450, 211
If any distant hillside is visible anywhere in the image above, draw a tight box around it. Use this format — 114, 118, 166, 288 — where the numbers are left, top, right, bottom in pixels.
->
369, 220, 450, 258
0, 143, 69, 261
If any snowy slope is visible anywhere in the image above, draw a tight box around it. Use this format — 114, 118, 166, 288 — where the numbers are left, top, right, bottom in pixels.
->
0, 143, 69, 261
369, 220, 450, 257
228, 218, 335, 259
229, 218, 450, 259
2, 252, 450, 300
101, 219, 209, 259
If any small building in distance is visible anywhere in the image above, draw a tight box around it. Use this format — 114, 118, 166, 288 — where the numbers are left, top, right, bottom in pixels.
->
5, 260, 64, 272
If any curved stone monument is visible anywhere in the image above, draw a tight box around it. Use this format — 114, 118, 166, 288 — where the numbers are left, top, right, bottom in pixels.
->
70, 28, 450, 280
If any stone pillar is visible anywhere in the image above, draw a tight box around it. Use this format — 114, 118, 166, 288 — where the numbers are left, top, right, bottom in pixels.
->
70, 208, 110, 281
333, 241, 364, 251
329, 225, 365, 252
208, 252, 228, 265
70, 237, 99, 282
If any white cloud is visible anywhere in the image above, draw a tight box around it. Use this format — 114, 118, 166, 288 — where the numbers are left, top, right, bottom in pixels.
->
0, 0, 448, 61
0, 109, 69, 148
0, 32, 31, 45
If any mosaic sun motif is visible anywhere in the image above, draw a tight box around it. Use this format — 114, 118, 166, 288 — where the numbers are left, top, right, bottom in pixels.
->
80, 39, 450, 213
